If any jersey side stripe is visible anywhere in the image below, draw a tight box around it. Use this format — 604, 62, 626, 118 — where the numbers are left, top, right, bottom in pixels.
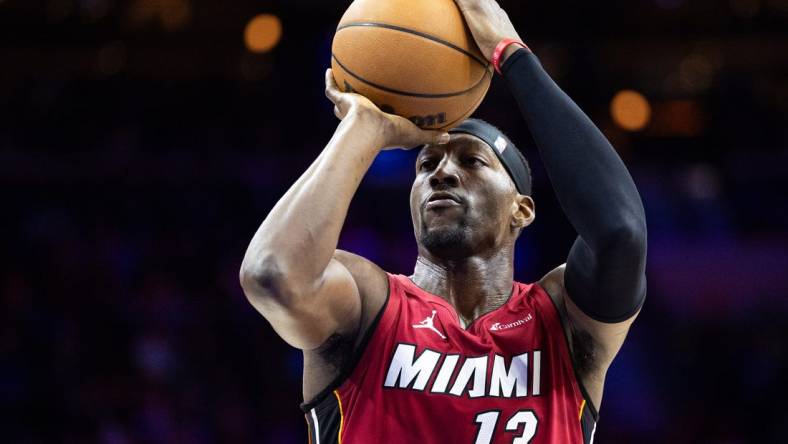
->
580, 397, 597, 444
578, 399, 586, 420
333, 390, 345, 444
310, 408, 321, 444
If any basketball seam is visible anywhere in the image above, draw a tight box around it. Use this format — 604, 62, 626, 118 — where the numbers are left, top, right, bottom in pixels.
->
336, 21, 489, 68
332, 54, 491, 99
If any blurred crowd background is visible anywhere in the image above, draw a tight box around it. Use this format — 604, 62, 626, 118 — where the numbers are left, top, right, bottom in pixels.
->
2, 0, 787, 443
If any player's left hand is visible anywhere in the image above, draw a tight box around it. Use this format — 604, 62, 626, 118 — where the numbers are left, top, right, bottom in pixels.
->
454, 0, 522, 62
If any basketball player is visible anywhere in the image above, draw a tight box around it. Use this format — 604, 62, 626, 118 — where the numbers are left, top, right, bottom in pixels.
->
240, 1, 647, 442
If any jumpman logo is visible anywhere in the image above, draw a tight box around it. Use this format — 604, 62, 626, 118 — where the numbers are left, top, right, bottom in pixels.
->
412, 310, 446, 339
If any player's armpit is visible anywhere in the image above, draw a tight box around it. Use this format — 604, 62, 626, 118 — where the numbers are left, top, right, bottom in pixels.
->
242, 257, 364, 351
540, 264, 640, 410
564, 294, 639, 365
541, 264, 639, 361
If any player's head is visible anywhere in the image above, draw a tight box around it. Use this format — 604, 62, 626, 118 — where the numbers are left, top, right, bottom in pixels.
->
410, 119, 535, 260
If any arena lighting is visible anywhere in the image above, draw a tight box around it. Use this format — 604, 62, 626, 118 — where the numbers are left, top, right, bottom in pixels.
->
611, 90, 652, 132
244, 14, 283, 53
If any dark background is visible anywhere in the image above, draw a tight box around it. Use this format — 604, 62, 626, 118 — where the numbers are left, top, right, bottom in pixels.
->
2, 0, 787, 443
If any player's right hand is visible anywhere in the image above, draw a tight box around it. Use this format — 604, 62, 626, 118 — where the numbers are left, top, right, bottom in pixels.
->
454, 0, 522, 63
325, 69, 450, 150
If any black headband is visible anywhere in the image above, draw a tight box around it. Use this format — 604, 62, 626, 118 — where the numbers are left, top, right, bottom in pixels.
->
448, 119, 532, 196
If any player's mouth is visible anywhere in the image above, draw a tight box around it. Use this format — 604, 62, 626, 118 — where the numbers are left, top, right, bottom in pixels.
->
425, 191, 463, 210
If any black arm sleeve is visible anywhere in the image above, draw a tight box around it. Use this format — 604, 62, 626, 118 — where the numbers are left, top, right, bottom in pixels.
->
502, 49, 647, 323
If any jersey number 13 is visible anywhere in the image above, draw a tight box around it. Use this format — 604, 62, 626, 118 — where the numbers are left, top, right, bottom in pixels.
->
474, 410, 538, 444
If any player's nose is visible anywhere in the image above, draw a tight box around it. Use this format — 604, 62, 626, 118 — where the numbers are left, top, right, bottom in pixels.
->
428, 157, 460, 189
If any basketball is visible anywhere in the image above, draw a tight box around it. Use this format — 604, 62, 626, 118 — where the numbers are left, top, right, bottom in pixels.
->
331, 0, 493, 130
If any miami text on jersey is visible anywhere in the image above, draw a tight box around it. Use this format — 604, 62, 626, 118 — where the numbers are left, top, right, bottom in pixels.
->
383, 343, 542, 398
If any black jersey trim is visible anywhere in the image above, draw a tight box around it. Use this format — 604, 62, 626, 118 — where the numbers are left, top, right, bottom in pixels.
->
580, 400, 597, 444
536, 283, 600, 421
300, 278, 391, 413
304, 391, 343, 444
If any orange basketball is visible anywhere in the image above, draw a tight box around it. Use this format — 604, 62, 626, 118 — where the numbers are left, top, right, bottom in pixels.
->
331, 0, 492, 130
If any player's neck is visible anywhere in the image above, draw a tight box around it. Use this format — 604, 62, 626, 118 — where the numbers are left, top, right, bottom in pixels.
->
411, 252, 514, 327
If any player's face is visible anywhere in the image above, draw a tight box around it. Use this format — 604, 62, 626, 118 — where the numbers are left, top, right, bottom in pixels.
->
410, 134, 520, 259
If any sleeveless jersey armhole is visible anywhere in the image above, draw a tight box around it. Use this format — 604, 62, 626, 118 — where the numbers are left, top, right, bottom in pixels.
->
531, 282, 600, 425
300, 273, 395, 413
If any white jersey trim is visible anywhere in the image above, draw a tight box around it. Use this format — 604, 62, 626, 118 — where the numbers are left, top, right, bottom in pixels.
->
310, 408, 321, 444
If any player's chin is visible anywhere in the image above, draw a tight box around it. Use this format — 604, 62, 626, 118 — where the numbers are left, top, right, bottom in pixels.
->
421, 212, 463, 234
420, 224, 473, 258
421, 212, 467, 238
422, 220, 454, 235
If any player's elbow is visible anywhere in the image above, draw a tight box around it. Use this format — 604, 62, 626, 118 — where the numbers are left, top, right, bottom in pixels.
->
600, 213, 647, 261
239, 253, 300, 306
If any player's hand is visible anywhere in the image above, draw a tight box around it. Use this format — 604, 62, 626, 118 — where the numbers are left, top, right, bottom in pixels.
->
324, 69, 449, 150
454, 0, 522, 63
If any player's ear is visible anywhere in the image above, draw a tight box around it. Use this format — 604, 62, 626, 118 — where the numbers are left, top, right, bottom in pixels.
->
511, 194, 535, 230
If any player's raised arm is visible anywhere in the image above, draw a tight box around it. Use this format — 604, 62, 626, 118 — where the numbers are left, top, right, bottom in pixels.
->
456, 0, 647, 382
239, 70, 449, 350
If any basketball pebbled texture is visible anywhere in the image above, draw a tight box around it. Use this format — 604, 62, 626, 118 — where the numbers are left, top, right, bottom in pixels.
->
331, 0, 493, 130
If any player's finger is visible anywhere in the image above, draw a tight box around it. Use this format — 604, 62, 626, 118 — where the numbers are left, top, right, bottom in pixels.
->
427, 130, 451, 146
324, 69, 341, 104
334, 105, 343, 120
402, 128, 450, 149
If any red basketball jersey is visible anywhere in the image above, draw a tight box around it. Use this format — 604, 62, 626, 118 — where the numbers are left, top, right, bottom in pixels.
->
302, 273, 597, 444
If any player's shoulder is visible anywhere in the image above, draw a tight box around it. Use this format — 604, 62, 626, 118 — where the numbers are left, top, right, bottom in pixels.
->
332, 249, 389, 325
537, 263, 569, 310
333, 249, 384, 276
332, 249, 388, 289
300, 250, 391, 403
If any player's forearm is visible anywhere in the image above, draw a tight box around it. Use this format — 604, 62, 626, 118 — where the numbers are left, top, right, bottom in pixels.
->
241, 114, 384, 300
502, 49, 646, 250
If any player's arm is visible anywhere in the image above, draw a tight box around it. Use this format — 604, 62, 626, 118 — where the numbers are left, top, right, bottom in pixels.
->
499, 50, 647, 319
456, 0, 646, 402
497, 47, 647, 325
239, 70, 449, 350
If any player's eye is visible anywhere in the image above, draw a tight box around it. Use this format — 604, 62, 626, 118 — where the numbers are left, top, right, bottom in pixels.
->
419, 159, 437, 171
463, 156, 485, 167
